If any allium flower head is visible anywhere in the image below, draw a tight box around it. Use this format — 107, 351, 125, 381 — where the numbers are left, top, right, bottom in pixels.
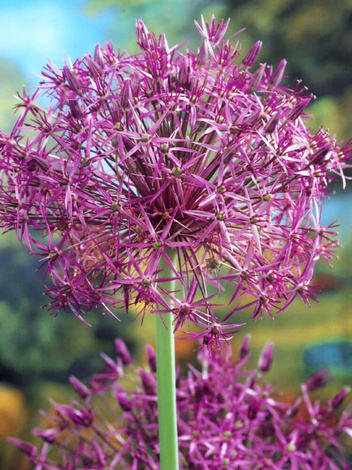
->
10, 337, 352, 469
0, 16, 351, 345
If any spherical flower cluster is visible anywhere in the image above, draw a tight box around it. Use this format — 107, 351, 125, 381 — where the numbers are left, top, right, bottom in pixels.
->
0, 16, 351, 345
10, 337, 352, 469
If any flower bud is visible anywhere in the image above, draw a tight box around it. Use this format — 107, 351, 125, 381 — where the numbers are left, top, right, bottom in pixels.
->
69, 376, 90, 399
121, 80, 132, 111
268, 59, 287, 88
7, 438, 37, 458
287, 97, 312, 121
115, 338, 132, 365
249, 62, 266, 90
68, 99, 82, 119
248, 399, 259, 420
242, 41, 262, 67
258, 342, 274, 373
196, 43, 207, 67
305, 369, 330, 391
100, 352, 120, 374
146, 345, 157, 373
93, 44, 104, 67
140, 369, 157, 395
86, 57, 102, 78
136, 19, 151, 51
33, 428, 57, 444
329, 386, 350, 410
116, 391, 133, 411
62, 66, 81, 93
66, 405, 93, 427
239, 335, 251, 360
264, 112, 280, 134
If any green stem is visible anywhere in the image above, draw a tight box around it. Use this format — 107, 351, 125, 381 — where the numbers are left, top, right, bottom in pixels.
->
155, 256, 179, 470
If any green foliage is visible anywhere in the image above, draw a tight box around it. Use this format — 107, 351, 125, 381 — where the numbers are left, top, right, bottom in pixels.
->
84, 0, 214, 53
222, 0, 352, 141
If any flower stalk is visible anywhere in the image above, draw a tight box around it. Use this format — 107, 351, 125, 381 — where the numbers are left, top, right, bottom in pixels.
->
155, 251, 179, 469
155, 310, 178, 469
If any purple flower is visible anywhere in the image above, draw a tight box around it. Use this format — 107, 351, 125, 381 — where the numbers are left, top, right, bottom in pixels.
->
0, 15, 351, 347
11, 337, 352, 469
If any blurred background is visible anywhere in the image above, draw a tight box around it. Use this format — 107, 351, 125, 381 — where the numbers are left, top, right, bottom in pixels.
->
0, 0, 352, 468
